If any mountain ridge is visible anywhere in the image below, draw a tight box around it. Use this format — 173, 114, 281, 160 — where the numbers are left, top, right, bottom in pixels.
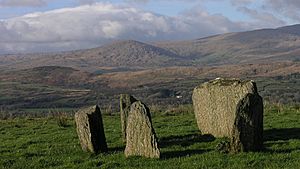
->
1, 24, 300, 71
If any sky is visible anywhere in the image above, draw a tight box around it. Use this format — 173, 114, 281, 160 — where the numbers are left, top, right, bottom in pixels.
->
0, 0, 299, 54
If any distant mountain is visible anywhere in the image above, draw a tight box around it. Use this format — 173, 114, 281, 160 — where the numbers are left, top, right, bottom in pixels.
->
62, 40, 185, 68
157, 24, 300, 65
0, 40, 184, 72
1, 24, 300, 71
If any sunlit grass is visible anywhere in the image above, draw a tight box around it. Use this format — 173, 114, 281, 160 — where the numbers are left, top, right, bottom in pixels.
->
0, 105, 300, 169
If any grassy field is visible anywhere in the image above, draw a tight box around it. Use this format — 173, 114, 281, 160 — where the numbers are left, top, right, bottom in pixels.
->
0, 105, 300, 169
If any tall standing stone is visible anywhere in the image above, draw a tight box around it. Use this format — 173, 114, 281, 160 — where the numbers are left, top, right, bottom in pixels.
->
120, 94, 137, 142
125, 101, 160, 158
192, 78, 263, 152
230, 93, 264, 152
75, 105, 108, 154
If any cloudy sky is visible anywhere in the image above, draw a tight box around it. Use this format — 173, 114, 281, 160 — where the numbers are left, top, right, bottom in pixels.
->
0, 0, 299, 54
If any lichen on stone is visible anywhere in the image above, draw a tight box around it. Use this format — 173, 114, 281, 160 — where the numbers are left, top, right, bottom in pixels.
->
125, 101, 160, 158
75, 105, 108, 154
192, 78, 263, 152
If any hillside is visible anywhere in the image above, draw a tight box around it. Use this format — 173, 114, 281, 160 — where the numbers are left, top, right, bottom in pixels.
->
94, 62, 300, 88
0, 40, 185, 72
2, 62, 298, 89
1, 62, 299, 111
0, 66, 91, 87
0, 24, 300, 71
158, 24, 300, 65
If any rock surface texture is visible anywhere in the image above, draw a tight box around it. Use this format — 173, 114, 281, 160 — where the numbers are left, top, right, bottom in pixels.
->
120, 94, 137, 142
75, 105, 108, 154
192, 78, 263, 152
124, 101, 160, 158
230, 93, 264, 152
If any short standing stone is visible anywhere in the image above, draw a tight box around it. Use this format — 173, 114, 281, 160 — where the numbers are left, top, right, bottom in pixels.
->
230, 93, 264, 152
120, 94, 137, 142
125, 101, 160, 158
75, 105, 108, 154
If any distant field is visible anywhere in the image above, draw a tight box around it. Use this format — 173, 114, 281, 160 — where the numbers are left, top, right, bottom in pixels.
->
0, 81, 95, 112
1, 105, 300, 169
0, 72, 299, 117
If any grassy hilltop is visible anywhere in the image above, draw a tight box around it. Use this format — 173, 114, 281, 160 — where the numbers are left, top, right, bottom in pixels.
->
1, 104, 300, 169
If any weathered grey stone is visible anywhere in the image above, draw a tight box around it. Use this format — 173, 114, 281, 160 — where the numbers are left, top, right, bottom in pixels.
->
120, 94, 137, 142
230, 93, 264, 152
125, 101, 160, 158
192, 78, 263, 139
75, 105, 108, 154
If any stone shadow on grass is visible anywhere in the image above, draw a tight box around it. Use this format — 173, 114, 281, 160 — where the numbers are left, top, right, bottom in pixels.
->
159, 134, 215, 159
107, 146, 125, 154
161, 149, 212, 159
159, 133, 215, 148
263, 146, 299, 154
264, 128, 300, 141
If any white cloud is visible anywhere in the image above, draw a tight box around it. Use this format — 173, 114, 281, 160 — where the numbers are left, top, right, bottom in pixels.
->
0, 0, 47, 7
238, 7, 286, 27
263, 0, 300, 22
230, 0, 255, 6
0, 2, 288, 54
77, 0, 97, 5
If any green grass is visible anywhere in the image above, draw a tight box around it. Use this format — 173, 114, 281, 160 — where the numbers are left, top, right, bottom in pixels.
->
0, 106, 300, 169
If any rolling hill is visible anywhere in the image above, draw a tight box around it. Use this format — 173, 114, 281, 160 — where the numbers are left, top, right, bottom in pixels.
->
0, 62, 299, 111
0, 24, 300, 72
157, 24, 300, 65
0, 66, 91, 87
2, 62, 298, 89
0, 40, 185, 72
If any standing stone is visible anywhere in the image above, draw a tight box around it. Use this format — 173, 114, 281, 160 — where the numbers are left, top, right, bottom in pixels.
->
125, 101, 160, 158
192, 78, 263, 140
230, 93, 264, 152
75, 105, 108, 154
120, 94, 137, 142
